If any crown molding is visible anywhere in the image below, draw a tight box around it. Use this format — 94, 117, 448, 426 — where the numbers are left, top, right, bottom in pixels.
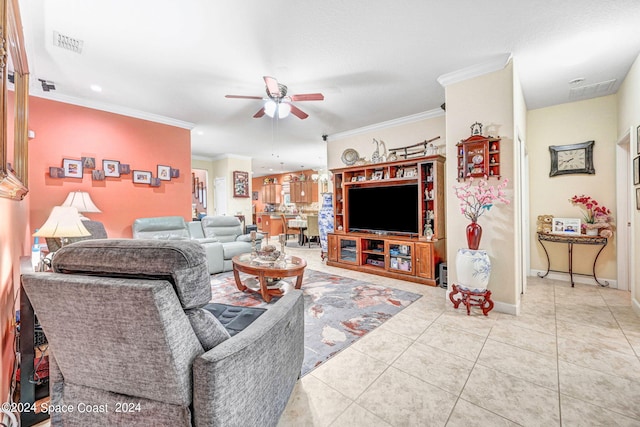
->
328, 108, 444, 141
437, 53, 512, 88
29, 92, 196, 130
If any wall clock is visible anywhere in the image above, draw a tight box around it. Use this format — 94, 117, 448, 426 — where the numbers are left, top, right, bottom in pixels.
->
549, 140, 595, 177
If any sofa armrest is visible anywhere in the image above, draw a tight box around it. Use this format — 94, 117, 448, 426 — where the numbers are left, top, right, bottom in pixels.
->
192, 290, 304, 426
235, 233, 264, 243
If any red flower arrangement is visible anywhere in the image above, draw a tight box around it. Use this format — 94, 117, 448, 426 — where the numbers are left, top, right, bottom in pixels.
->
569, 195, 614, 237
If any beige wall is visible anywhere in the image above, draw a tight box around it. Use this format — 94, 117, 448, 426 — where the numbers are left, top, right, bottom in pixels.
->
192, 155, 253, 223
444, 63, 519, 311
617, 52, 640, 307
527, 95, 618, 281
327, 115, 446, 170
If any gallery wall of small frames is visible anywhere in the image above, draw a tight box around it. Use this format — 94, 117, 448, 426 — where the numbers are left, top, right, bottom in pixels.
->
49, 157, 180, 187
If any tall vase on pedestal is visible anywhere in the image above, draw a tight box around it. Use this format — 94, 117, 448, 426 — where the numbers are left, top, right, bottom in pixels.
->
318, 193, 334, 259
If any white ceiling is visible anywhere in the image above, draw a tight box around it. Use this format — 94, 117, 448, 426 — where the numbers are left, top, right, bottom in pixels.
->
18, 1, 640, 176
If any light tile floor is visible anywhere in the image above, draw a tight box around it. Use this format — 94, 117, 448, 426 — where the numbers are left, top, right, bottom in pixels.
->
32, 243, 640, 427
278, 245, 640, 427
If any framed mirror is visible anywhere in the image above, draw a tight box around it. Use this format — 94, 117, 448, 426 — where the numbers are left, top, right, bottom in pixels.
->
0, 0, 29, 200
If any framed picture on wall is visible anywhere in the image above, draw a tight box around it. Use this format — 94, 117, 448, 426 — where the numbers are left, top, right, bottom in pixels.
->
634, 156, 640, 186
133, 170, 152, 184
637, 188, 640, 210
92, 170, 105, 181
233, 170, 249, 198
103, 160, 121, 177
158, 165, 171, 181
63, 159, 83, 178
82, 157, 96, 169
119, 164, 131, 174
637, 125, 640, 155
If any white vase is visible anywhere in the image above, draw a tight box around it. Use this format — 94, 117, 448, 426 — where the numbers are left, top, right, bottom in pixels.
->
318, 193, 334, 254
585, 228, 599, 236
455, 248, 491, 291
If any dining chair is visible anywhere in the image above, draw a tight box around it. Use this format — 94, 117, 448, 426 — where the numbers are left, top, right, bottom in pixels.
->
280, 213, 298, 242
303, 214, 320, 247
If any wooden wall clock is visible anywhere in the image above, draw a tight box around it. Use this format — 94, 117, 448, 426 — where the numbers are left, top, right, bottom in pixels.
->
549, 140, 595, 177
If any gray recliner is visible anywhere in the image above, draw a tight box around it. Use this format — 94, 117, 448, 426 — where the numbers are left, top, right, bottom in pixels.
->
200, 216, 262, 272
21, 239, 304, 426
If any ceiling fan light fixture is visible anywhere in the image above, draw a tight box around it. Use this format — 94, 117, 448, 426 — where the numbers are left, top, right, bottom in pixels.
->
264, 100, 291, 119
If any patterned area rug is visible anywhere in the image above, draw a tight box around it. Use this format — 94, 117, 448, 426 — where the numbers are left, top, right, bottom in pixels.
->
210, 269, 421, 376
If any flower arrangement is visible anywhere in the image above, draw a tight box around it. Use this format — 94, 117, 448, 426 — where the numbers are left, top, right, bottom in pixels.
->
569, 195, 614, 237
454, 177, 510, 223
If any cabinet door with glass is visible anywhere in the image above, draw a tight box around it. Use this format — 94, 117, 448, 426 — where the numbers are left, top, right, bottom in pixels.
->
337, 236, 360, 265
385, 241, 414, 275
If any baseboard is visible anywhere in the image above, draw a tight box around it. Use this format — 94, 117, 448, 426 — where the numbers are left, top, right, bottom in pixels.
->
492, 300, 520, 316
529, 269, 618, 289
632, 296, 640, 315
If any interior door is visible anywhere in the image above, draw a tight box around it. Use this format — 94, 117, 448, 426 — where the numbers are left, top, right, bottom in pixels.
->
214, 177, 227, 215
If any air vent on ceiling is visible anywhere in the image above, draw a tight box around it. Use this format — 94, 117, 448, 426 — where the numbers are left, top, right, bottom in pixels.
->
569, 79, 616, 100
53, 31, 83, 53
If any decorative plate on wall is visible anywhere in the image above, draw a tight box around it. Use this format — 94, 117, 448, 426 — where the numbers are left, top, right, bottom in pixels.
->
341, 148, 359, 166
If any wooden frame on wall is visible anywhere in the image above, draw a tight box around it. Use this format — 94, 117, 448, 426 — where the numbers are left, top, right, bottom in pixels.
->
0, 0, 30, 200
233, 170, 249, 198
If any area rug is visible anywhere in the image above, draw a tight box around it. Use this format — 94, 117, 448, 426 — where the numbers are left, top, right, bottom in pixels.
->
210, 269, 421, 376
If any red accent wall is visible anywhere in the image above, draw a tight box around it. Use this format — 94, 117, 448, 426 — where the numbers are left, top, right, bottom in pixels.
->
27, 97, 192, 238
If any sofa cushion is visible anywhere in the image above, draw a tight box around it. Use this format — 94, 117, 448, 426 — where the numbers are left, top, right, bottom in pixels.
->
185, 308, 230, 350
132, 216, 190, 240
52, 239, 212, 309
203, 303, 266, 336
221, 241, 252, 260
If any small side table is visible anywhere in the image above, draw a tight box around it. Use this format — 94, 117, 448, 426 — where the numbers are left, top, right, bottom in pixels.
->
449, 284, 494, 316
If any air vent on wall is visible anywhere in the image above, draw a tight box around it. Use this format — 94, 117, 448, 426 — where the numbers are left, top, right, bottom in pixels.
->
569, 79, 616, 100
38, 79, 56, 92
53, 31, 83, 53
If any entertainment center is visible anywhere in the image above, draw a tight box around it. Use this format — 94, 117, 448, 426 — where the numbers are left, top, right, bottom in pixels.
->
327, 155, 445, 286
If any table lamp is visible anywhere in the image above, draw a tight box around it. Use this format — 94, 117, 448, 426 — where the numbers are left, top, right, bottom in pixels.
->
61, 191, 101, 217
33, 206, 91, 247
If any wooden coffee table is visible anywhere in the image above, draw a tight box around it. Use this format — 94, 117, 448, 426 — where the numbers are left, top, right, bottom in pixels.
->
232, 253, 307, 302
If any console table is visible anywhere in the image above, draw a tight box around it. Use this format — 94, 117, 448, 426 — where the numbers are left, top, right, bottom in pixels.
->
536, 232, 609, 287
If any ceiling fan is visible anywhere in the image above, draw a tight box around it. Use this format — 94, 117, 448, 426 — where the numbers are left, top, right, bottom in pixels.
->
225, 76, 324, 120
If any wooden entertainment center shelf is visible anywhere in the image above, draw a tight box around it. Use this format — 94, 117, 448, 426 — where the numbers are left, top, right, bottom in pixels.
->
327, 155, 445, 286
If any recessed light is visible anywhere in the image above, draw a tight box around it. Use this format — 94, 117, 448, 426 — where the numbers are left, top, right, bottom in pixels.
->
90, 84, 102, 92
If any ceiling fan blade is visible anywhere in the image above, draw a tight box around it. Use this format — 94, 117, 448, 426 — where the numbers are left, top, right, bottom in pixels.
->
253, 107, 266, 118
289, 104, 309, 120
290, 93, 324, 101
263, 76, 281, 97
225, 95, 263, 100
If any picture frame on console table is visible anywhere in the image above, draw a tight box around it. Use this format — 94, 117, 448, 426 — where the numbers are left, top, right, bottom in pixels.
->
551, 217, 581, 235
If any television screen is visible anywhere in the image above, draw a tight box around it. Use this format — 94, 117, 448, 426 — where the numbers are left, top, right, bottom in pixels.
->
348, 184, 419, 234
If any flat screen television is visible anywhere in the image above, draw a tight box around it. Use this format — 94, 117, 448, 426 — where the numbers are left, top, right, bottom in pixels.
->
348, 183, 419, 235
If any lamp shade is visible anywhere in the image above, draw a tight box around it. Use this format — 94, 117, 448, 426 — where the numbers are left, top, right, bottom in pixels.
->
33, 206, 91, 238
61, 191, 101, 213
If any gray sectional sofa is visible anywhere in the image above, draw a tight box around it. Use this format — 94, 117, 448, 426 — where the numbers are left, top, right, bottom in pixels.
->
21, 239, 304, 426
132, 215, 263, 274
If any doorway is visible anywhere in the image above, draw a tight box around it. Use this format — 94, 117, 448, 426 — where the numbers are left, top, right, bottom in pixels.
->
615, 129, 631, 291
214, 177, 227, 216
